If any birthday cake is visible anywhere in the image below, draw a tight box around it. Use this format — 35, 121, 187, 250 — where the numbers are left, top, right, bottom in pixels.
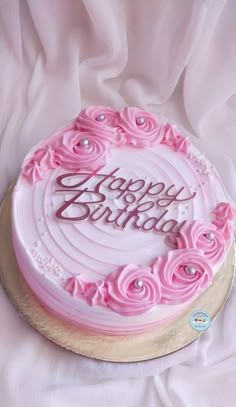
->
11, 106, 235, 335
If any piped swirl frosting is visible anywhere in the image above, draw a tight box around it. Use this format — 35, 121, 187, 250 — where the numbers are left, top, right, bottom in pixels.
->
152, 249, 213, 304
63, 200, 235, 316
76, 106, 118, 140
170, 221, 226, 265
106, 265, 161, 316
22, 106, 191, 184
117, 107, 162, 147
64, 246, 214, 314
54, 128, 111, 171
213, 202, 236, 239
23, 145, 59, 184
160, 123, 190, 153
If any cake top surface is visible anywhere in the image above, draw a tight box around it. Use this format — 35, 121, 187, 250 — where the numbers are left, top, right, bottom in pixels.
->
12, 106, 235, 318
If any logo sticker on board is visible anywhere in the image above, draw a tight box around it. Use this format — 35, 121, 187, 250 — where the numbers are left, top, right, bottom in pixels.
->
189, 310, 211, 332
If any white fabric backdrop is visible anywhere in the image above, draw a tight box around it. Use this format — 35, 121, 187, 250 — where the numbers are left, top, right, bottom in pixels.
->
0, 0, 236, 406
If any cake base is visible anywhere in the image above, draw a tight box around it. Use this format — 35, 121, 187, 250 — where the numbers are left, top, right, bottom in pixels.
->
0, 186, 235, 362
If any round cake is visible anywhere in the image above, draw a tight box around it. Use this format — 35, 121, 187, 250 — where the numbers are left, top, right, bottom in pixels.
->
11, 106, 235, 335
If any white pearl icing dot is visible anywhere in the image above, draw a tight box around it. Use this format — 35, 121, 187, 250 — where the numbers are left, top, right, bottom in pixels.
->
96, 113, 105, 122
134, 279, 144, 289
185, 266, 196, 275
136, 117, 145, 125
79, 138, 90, 148
206, 232, 215, 241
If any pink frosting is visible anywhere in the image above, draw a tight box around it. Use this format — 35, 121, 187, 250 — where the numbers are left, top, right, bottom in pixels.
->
153, 249, 213, 304
65, 276, 108, 307
213, 202, 236, 239
213, 221, 232, 240
63, 202, 234, 314
160, 124, 190, 154
117, 107, 162, 147
83, 281, 108, 306
77, 105, 118, 128
34, 145, 59, 168
172, 221, 226, 265
76, 106, 119, 142
23, 162, 45, 184
213, 202, 236, 221
54, 128, 111, 171
65, 275, 87, 297
21, 108, 195, 184
106, 264, 161, 316
64, 265, 161, 316
23, 145, 59, 184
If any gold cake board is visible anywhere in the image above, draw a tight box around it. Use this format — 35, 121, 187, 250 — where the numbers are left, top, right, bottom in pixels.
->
0, 186, 234, 362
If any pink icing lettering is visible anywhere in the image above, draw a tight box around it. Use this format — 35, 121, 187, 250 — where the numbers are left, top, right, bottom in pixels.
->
94, 168, 120, 192
54, 169, 197, 237
137, 181, 165, 202
142, 210, 168, 232
111, 177, 146, 199
55, 189, 105, 221
123, 193, 136, 204
108, 177, 127, 191
89, 206, 112, 222
157, 185, 196, 207
56, 172, 94, 189
120, 201, 155, 229
158, 219, 179, 233
102, 205, 129, 226
89, 204, 130, 227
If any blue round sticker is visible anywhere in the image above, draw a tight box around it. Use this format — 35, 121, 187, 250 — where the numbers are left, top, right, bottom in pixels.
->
189, 310, 211, 332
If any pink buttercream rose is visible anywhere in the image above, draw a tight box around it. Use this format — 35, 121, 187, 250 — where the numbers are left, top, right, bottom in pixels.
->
160, 123, 190, 154
76, 106, 120, 143
153, 249, 213, 304
106, 264, 161, 316
117, 107, 162, 147
169, 221, 226, 265
23, 145, 59, 184
54, 128, 111, 171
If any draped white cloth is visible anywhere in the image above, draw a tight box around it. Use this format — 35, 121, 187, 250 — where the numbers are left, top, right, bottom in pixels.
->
0, 1, 236, 406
